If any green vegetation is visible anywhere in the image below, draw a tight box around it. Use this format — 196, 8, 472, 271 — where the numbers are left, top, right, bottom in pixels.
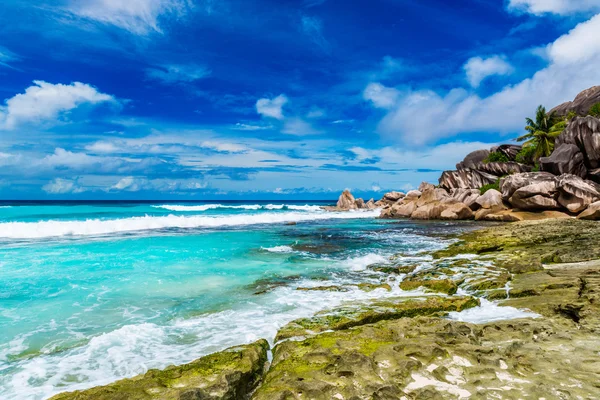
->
516, 105, 564, 161
590, 102, 600, 118
483, 151, 509, 163
480, 178, 500, 195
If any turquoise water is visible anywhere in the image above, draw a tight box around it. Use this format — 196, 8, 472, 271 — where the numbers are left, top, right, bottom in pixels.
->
0, 202, 471, 399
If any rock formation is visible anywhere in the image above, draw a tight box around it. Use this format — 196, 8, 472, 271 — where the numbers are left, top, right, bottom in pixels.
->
439, 169, 498, 190
540, 143, 587, 177
336, 190, 357, 210
550, 85, 600, 116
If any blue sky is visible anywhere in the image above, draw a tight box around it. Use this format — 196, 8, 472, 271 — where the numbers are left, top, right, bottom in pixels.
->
1, 0, 600, 200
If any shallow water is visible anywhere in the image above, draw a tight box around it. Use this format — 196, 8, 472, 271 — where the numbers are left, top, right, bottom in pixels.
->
0, 201, 514, 399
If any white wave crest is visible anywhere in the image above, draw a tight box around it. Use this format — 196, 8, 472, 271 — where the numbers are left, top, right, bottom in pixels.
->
152, 204, 323, 212
447, 298, 540, 324
261, 245, 295, 253
343, 253, 388, 271
0, 210, 380, 239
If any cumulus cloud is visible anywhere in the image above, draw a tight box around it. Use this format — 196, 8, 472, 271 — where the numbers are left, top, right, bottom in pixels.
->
507, 0, 600, 16
42, 178, 85, 194
67, 0, 193, 35
366, 13, 600, 145
0, 81, 115, 129
463, 55, 513, 87
256, 94, 288, 120
363, 83, 400, 109
145, 64, 211, 84
110, 176, 208, 192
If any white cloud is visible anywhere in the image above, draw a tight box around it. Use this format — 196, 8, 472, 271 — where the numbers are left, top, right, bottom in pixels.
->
256, 94, 288, 120
145, 64, 211, 83
0, 46, 20, 69
233, 123, 273, 131
282, 118, 320, 135
507, 0, 600, 16
0, 81, 115, 129
301, 15, 329, 52
42, 178, 85, 194
463, 55, 513, 87
363, 83, 400, 109
67, 0, 193, 35
110, 176, 208, 192
367, 13, 600, 145
200, 141, 248, 153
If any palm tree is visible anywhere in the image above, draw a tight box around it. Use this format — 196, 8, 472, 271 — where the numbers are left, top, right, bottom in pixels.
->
516, 105, 564, 161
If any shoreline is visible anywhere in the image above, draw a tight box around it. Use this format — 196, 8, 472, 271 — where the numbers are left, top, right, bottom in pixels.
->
49, 217, 600, 399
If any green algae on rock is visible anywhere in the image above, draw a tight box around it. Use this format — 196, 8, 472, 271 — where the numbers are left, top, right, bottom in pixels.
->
399, 278, 458, 295
50, 340, 270, 400
274, 296, 479, 342
254, 317, 600, 400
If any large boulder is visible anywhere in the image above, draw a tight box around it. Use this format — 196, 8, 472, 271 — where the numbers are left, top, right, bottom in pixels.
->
381, 201, 417, 218
365, 199, 377, 209
336, 190, 357, 209
418, 182, 435, 192
446, 188, 480, 209
550, 86, 600, 117
456, 149, 490, 170
355, 198, 366, 209
499, 172, 557, 200
475, 161, 532, 176
556, 174, 600, 213
491, 144, 522, 161
416, 188, 448, 206
500, 172, 559, 210
555, 116, 600, 170
439, 169, 498, 190
404, 190, 421, 201
476, 189, 504, 209
578, 201, 600, 220
382, 191, 405, 204
540, 143, 587, 178
440, 202, 474, 220
410, 202, 447, 220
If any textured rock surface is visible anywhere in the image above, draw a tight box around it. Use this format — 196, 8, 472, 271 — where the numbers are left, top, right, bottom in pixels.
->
380, 201, 417, 218
475, 188, 503, 209
556, 174, 600, 213
336, 190, 357, 210
410, 202, 447, 220
416, 188, 448, 207
418, 182, 435, 192
404, 190, 421, 200
439, 202, 474, 220
491, 144, 522, 161
540, 143, 587, 178
51, 340, 270, 400
446, 188, 480, 209
439, 169, 498, 190
578, 200, 600, 220
500, 172, 557, 200
556, 116, 600, 171
382, 191, 405, 204
550, 86, 600, 116
365, 198, 377, 209
474, 161, 532, 176
509, 180, 560, 210
456, 149, 490, 170
354, 198, 366, 209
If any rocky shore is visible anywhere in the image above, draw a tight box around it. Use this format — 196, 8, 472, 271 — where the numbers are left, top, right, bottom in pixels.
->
50, 218, 600, 399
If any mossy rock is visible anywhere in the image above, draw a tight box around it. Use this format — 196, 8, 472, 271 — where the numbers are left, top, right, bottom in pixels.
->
368, 263, 418, 274
357, 282, 392, 292
50, 340, 270, 400
296, 286, 349, 292
274, 296, 479, 342
254, 317, 600, 400
399, 278, 458, 295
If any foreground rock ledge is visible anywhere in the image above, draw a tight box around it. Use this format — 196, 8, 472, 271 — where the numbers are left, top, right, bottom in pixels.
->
50, 340, 269, 400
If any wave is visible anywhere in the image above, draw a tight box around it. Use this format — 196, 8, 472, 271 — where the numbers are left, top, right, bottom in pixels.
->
261, 245, 295, 253
152, 204, 324, 212
0, 210, 380, 239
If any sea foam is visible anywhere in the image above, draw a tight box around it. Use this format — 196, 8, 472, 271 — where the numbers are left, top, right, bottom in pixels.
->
0, 210, 380, 239
152, 204, 323, 212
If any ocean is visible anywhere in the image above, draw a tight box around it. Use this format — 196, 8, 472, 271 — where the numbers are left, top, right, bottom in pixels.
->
0, 201, 534, 399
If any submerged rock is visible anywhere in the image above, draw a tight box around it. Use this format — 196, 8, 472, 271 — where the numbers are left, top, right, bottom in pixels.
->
51, 340, 270, 400
399, 278, 458, 295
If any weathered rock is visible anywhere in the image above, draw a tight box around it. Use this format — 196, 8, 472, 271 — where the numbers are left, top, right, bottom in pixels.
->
365, 198, 377, 209
475, 188, 502, 209
483, 209, 570, 222
399, 278, 458, 295
440, 202, 474, 220
550, 85, 600, 116
540, 143, 587, 178
578, 201, 600, 220
404, 189, 421, 200
556, 174, 600, 213
509, 179, 560, 210
354, 198, 366, 209
556, 116, 600, 170
491, 144, 522, 161
589, 168, 600, 183
446, 188, 480, 209
382, 191, 405, 204
475, 161, 532, 176
274, 296, 478, 342
416, 188, 448, 206
456, 149, 490, 170
379, 201, 417, 219
417, 182, 435, 192
336, 190, 357, 210
410, 202, 446, 220
51, 340, 270, 400
500, 172, 561, 210
439, 169, 498, 190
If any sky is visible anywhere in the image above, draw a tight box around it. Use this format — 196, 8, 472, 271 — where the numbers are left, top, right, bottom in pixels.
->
1, 0, 600, 200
